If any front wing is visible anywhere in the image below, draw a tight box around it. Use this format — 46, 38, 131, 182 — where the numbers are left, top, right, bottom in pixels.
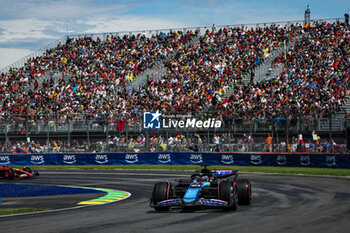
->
152, 198, 228, 208
12, 169, 37, 178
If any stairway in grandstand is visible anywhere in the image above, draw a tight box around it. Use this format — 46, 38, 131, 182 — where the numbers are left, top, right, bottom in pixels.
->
244, 41, 295, 85
318, 114, 346, 132
318, 96, 350, 132
250, 34, 304, 85
23, 69, 70, 94
222, 51, 282, 98
345, 97, 350, 113
126, 59, 167, 91
126, 34, 200, 91
223, 34, 302, 98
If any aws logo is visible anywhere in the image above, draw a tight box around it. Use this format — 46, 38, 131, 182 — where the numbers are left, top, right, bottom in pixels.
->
31, 155, 45, 165
63, 155, 76, 164
190, 154, 202, 164
95, 154, 108, 164
158, 154, 171, 163
300, 155, 310, 166
0, 156, 10, 165
221, 155, 234, 165
276, 155, 287, 165
250, 155, 262, 165
125, 154, 138, 164
325, 156, 336, 167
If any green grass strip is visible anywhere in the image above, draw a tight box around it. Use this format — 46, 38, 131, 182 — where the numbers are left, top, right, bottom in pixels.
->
29, 165, 350, 177
0, 208, 50, 216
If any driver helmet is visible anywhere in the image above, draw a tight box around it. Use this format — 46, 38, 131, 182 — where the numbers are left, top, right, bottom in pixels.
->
192, 175, 199, 182
200, 175, 209, 182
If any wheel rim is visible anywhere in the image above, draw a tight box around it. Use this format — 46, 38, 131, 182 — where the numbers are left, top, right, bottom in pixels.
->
234, 189, 238, 207
232, 183, 238, 208
247, 182, 251, 201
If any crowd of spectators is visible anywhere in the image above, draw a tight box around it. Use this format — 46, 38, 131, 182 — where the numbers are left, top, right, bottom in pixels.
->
119, 24, 303, 116
204, 21, 349, 120
1, 22, 348, 122
0, 30, 194, 120
1, 24, 306, 120
0, 21, 349, 154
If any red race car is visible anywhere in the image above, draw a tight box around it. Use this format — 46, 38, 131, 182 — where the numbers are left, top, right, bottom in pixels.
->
0, 165, 39, 179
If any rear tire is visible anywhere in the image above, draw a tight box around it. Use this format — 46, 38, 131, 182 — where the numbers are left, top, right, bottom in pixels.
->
237, 179, 251, 205
23, 167, 32, 173
152, 182, 171, 211
219, 180, 237, 210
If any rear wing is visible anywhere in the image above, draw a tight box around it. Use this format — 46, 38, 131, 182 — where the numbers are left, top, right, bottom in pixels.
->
212, 170, 238, 178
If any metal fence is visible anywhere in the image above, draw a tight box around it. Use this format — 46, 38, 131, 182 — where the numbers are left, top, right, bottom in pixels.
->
0, 113, 348, 154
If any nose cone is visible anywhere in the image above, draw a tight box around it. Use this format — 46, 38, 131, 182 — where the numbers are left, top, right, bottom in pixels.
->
183, 187, 200, 203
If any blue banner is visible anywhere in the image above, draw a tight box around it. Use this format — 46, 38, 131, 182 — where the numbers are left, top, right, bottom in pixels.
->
0, 152, 349, 169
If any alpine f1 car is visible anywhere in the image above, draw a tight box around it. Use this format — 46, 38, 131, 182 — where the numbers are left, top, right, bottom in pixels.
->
0, 165, 39, 179
150, 166, 251, 211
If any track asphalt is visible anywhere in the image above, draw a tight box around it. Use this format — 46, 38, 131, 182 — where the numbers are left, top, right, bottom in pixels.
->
1, 169, 350, 233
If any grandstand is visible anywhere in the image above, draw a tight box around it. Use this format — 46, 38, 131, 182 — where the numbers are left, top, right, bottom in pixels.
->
0, 17, 349, 154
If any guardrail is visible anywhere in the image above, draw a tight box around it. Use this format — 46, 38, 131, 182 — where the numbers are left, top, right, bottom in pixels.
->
0, 152, 349, 169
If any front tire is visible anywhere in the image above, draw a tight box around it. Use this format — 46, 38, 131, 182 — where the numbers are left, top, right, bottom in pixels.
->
5, 168, 14, 179
237, 179, 251, 205
219, 180, 238, 210
152, 182, 171, 211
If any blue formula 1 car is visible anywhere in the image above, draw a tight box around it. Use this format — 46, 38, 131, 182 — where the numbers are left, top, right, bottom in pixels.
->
150, 166, 251, 211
